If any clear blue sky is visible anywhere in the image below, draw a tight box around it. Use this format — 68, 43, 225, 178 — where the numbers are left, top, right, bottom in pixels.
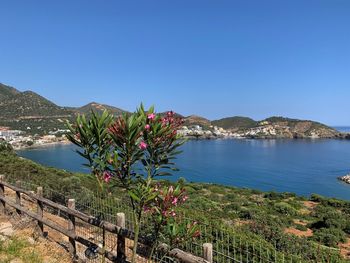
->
0, 1, 349, 125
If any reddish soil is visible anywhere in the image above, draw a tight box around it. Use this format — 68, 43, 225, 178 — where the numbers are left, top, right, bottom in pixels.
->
303, 201, 318, 209
339, 238, 350, 259
284, 227, 313, 238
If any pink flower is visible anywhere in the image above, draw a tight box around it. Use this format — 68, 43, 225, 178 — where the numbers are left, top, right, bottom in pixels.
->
143, 206, 151, 213
170, 211, 176, 217
145, 124, 151, 131
139, 141, 147, 150
172, 197, 178, 205
147, 113, 156, 120
103, 171, 112, 183
167, 111, 174, 117
182, 195, 188, 202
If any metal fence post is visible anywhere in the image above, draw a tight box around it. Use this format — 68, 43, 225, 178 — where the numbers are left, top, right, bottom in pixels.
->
116, 212, 126, 263
203, 243, 213, 263
36, 186, 44, 237
68, 199, 76, 257
0, 175, 5, 214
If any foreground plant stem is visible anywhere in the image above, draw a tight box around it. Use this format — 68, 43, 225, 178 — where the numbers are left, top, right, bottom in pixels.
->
132, 210, 141, 263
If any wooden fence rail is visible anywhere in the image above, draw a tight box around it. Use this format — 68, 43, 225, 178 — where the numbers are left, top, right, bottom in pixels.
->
0, 175, 212, 263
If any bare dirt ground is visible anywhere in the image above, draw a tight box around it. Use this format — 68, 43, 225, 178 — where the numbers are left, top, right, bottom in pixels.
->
0, 214, 72, 263
302, 201, 318, 209
284, 227, 313, 238
339, 238, 350, 259
0, 189, 157, 263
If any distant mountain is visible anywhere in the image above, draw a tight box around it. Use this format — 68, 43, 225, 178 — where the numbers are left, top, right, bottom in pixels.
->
212, 116, 257, 130
258, 116, 340, 138
0, 83, 75, 134
0, 83, 20, 100
184, 115, 211, 127
0, 82, 343, 139
211, 115, 340, 139
75, 102, 126, 116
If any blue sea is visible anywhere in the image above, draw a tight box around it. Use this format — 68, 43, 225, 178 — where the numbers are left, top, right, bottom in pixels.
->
17, 138, 350, 200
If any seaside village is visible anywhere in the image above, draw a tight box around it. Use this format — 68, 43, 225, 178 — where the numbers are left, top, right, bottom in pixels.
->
0, 126, 69, 149
0, 125, 235, 149
1, 121, 295, 149
177, 122, 277, 138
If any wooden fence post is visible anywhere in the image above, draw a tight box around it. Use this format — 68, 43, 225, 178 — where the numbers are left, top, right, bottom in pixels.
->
116, 212, 126, 263
15, 180, 22, 216
68, 199, 76, 257
0, 175, 5, 214
36, 186, 44, 237
203, 243, 213, 263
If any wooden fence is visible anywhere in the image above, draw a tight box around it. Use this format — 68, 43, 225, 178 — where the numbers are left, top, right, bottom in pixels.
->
0, 175, 212, 263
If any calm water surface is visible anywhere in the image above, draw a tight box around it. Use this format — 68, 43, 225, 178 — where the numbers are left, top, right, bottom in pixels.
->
17, 139, 350, 200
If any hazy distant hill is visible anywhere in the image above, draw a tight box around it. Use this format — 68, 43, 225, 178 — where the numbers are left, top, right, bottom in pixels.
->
184, 115, 211, 127
212, 116, 257, 129
76, 102, 126, 116
0, 82, 342, 138
211, 115, 340, 138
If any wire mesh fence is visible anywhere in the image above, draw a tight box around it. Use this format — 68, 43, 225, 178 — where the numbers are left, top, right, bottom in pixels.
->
4, 177, 346, 263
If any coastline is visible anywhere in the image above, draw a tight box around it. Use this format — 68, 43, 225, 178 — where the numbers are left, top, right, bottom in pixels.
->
14, 140, 72, 151
15, 133, 350, 151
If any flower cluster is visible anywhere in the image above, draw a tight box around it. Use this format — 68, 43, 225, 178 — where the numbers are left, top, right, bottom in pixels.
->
145, 184, 188, 222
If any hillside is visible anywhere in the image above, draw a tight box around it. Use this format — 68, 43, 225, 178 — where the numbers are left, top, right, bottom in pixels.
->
0, 83, 20, 100
0, 148, 349, 262
0, 83, 75, 134
76, 102, 126, 116
212, 116, 257, 130
0, 84, 128, 135
211, 115, 340, 139
184, 115, 211, 127
0, 82, 344, 139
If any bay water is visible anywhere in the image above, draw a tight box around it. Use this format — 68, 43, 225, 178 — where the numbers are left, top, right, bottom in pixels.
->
17, 138, 350, 200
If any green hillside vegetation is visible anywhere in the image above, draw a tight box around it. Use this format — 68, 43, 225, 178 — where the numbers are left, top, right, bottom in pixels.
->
0, 147, 349, 262
212, 116, 257, 129
0, 88, 71, 119
0, 83, 75, 134
0, 83, 341, 138
184, 115, 211, 128
0, 83, 20, 100
264, 116, 337, 131
76, 102, 126, 116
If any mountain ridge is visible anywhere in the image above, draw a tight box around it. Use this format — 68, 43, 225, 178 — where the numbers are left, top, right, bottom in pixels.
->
0, 83, 343, 138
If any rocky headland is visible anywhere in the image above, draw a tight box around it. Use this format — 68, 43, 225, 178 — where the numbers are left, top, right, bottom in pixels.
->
179, 117, 348, 140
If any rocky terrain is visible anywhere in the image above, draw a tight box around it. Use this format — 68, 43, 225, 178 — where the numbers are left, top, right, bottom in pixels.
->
339, 174, 350, 184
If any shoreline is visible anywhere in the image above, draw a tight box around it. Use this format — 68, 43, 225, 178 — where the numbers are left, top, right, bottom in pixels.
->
14, 140, 72, 151
15, 135, 350, 151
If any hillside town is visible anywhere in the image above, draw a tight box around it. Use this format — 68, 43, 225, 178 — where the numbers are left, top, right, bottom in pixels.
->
178, 121, 347, 139
1, 118, 349, 150
0, 126, 69, 150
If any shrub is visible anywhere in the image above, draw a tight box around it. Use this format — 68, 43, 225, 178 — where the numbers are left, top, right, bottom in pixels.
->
274, 202, 298, 216
0, 139, 13, 152
311, 228, 347, 247
310, 194, 324, 202
295, 224, 308, 231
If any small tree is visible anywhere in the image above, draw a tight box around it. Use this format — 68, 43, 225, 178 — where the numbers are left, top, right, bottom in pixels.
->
66, 105, 199, 262
0, 139, 13, 153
